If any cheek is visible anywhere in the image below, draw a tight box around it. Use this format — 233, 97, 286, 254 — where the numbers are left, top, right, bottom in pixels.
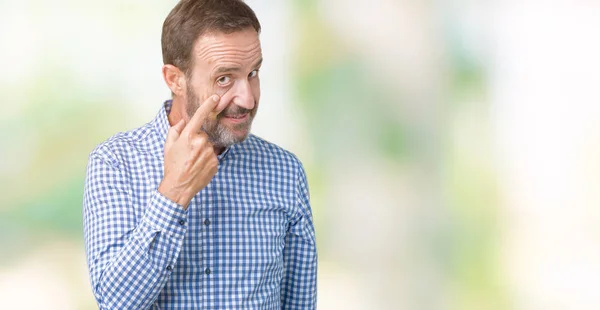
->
204, 117, 219, 130
252, 79, 261, 102
188, 74, 214, 101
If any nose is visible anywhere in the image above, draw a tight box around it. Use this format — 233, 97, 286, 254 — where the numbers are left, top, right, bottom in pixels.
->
231, 80, 255, 110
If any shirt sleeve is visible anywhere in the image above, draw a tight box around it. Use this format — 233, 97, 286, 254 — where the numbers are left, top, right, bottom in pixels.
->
83, 151, 188, 310
281, 163, 318, 309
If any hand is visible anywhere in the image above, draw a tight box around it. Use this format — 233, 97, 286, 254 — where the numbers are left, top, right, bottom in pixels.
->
158, 95, 220, 209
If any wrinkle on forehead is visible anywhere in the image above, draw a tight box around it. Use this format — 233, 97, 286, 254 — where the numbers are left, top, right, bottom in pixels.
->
194, 32, 262, 65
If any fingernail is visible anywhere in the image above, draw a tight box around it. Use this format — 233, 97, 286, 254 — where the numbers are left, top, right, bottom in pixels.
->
211, 95, 219, 101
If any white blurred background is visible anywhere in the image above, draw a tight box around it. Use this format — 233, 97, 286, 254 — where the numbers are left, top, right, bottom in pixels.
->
0, 0, 599, 309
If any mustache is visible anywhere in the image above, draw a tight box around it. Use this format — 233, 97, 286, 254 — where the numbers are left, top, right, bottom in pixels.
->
219, 106, 254, 117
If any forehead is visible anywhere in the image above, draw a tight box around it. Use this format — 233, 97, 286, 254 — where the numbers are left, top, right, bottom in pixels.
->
193, 28, 262, 67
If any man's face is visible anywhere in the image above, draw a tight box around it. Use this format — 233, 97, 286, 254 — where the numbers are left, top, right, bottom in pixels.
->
184, 28, 262, 148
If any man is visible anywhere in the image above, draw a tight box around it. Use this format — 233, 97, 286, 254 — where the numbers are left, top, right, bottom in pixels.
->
82, 0, 317, 308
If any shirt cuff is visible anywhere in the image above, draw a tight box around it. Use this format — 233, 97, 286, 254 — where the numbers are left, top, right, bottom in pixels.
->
142, 190, 188, 239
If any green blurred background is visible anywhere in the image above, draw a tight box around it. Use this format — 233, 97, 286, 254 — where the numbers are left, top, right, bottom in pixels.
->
1, 1, 600, 309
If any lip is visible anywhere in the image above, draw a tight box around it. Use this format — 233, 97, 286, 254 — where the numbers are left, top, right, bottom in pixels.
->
222, 113, 249, 124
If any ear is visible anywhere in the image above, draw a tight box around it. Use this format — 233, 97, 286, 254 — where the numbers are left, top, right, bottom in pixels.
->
162, 64, 186, 96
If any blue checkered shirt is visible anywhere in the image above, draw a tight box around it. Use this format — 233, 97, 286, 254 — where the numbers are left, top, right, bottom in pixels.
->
83, 101, 317, 309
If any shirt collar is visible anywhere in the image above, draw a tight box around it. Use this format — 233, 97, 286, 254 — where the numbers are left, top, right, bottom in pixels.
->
152, 100, 232, 160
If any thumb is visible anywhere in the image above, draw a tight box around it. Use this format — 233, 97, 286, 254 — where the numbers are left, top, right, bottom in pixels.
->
165, 119, 186, 148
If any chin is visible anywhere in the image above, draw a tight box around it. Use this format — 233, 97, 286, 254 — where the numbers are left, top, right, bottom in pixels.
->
228, 124, 252, 139
215, 131, 250, 148
233, 131, 251, 143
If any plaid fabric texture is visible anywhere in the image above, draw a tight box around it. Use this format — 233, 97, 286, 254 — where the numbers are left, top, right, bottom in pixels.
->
83, 101, 317, 309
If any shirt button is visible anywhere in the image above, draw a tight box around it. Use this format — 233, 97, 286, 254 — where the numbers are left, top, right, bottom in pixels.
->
204, 219, 211, 226
166, 265, 172, 271
178, 219, 185, 226
205, 268, 211, 275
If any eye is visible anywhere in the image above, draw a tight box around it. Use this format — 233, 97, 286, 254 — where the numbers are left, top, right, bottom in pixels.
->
248, 69, 259, 78
216, 76, 231, 86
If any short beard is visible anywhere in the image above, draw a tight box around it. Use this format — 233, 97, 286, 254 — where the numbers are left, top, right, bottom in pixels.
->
185, 85, 255, 149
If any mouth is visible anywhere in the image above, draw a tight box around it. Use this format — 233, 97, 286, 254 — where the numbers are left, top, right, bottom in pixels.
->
222, 113, 249, 124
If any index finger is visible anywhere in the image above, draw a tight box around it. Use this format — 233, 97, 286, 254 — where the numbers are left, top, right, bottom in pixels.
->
184, 94, 220, 134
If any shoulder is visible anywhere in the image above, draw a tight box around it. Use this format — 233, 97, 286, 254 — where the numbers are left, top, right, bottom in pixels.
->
88, 124, 154, 168
235, 134, 305, 169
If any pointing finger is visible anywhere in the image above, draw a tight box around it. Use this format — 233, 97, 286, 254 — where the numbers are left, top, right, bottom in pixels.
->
184, 94, 219, 135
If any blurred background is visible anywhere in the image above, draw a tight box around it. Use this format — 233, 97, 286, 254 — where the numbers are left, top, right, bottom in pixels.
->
1, 0, 600, 309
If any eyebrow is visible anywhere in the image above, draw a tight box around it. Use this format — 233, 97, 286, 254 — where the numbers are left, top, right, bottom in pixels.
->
214, 58, 263, 75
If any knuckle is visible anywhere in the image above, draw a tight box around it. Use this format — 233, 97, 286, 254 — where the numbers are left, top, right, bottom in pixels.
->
185, 132, 196, 142
190, 136, 206, 149
196, 132, 209, 141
